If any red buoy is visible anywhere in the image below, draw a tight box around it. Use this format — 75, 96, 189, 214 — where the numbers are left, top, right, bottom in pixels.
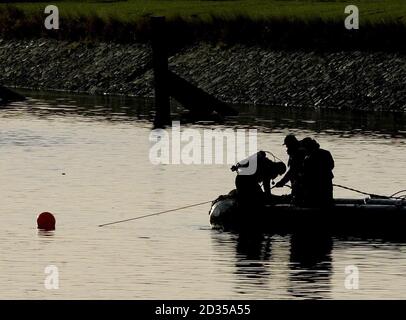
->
37, 212, 56, 231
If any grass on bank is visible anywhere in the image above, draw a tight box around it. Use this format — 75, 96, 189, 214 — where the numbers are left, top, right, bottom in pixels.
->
3, 0, 406, 23
1, 1, 406, 49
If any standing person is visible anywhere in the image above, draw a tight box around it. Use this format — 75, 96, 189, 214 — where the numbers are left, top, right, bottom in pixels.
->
274, 134, 306, 204
232, 151, 286, 206
301, 138, 335, 207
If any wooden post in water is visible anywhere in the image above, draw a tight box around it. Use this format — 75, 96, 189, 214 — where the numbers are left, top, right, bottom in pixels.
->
151, 16, 171, 128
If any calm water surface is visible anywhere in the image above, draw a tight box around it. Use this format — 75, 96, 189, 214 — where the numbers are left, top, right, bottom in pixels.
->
1, 91, 405, 299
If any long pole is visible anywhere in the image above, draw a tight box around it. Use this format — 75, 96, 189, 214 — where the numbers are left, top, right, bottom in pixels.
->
98, 200, 213, 227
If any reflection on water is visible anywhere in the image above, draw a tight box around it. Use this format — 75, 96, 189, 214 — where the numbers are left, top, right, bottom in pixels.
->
1, 89, 406, 299
210, 231, 333, 299
288, 234, 333, 299
4, 89, 406, 136
37, 230, 55, 238
1, 92, 153, 125
234, 233, 273, 294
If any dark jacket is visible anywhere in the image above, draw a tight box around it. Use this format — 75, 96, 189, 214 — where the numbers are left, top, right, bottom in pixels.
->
303, 148, 335, 206
278, 146, 306, 203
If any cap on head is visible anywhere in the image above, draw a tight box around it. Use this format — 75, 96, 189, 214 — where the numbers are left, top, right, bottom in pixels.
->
283, 134, 298, 146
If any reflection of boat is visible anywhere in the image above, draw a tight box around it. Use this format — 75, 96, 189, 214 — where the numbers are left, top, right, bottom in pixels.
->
209, 196, 406, 238
0, 86, 25, 105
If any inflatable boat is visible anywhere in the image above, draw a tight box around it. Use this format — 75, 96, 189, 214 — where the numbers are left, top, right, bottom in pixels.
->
209, 196, 406, 238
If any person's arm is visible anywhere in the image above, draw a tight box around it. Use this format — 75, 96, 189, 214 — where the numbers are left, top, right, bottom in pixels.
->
275, 169, 292, 187
263, 177, 272, 197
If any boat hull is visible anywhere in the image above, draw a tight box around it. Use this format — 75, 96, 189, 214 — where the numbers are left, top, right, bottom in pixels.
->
209, 197, 406, 238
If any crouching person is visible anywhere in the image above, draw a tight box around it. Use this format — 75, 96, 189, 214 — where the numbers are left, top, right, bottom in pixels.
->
231, 151, 286, 206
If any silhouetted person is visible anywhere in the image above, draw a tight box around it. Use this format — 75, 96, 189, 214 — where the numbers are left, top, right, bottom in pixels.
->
232, 151, 286, 206
275, 134, 306, 204
301, 138, 335, 207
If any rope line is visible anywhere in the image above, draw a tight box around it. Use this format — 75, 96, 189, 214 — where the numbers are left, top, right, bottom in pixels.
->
99, 200, 213, 227
391, 189, 406, 197
334, 184, 405, 200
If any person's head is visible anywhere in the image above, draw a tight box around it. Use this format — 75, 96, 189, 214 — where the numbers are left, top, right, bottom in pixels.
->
275, 161, 287, 176
283, 134, 300, 152
301, 137, 320, 155
267, 161, 287, 180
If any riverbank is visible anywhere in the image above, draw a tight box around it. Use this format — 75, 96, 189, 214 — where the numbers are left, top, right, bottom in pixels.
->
1, 2, 406, 50
1, 38, 405, 112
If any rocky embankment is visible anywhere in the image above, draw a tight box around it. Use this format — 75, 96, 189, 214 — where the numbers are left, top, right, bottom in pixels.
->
1, 38, 405, 112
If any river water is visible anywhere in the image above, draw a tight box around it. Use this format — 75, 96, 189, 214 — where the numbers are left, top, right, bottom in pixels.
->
1, 90, 405, 299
